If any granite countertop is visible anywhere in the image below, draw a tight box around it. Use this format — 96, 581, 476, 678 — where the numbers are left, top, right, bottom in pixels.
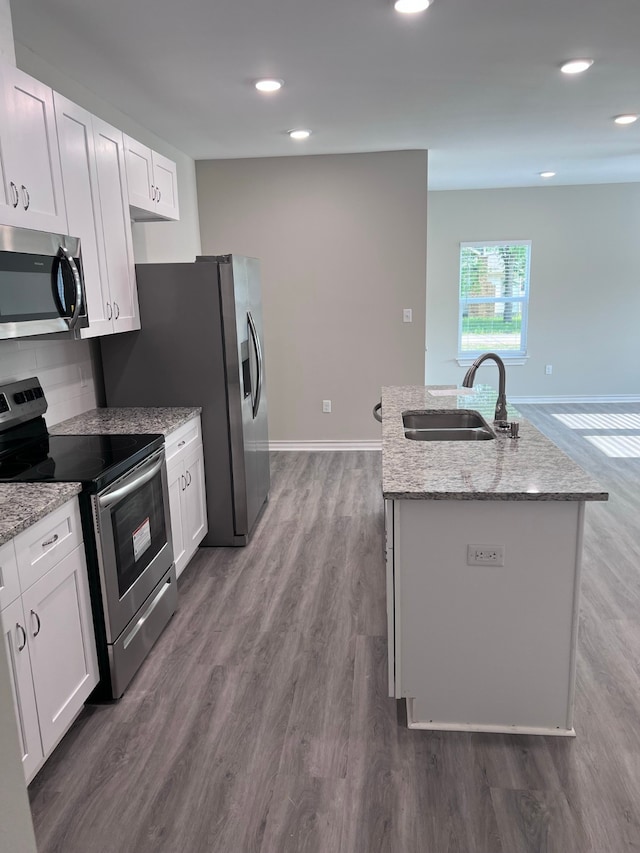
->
381, 385, 609, 501
0, 483, 82, 546
51, 407, 202, 437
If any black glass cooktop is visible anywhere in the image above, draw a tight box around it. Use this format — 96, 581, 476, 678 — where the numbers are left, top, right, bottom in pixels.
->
0, 432, 164, 491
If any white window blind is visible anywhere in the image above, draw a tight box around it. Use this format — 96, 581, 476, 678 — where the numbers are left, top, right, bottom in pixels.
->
458, 241, 531, 358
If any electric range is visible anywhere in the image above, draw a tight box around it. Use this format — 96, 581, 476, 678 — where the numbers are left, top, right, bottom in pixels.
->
0, 377, 177, 698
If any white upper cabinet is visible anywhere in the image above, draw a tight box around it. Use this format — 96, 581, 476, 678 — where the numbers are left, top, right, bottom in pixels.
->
54, 94, 113, 337
124, 135, 179, 221
55, 97, 140, 336
93, 118, 140, 333
0, 64, 67, 233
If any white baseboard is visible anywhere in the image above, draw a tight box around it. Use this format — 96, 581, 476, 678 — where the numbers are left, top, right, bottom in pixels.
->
269, 440, 382, 451
511, 395, 640, 405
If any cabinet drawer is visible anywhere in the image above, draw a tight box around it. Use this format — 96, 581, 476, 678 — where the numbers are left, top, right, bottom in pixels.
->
0, 540, 20, 611
14, 499, 83, 592
165, 417, 202, 463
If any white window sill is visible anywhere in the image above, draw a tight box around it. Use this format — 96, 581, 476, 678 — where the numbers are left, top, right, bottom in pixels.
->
456, 355, 530, 367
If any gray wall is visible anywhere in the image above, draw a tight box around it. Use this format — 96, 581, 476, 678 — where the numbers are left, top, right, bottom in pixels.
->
426, 183, 640, 398
196, 150, 428, 443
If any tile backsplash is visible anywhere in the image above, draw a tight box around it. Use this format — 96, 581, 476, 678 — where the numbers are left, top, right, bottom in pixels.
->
0, 336, 98, 425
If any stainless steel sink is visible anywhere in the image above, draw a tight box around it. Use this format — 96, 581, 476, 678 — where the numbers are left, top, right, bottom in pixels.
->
402, 410, 495, 441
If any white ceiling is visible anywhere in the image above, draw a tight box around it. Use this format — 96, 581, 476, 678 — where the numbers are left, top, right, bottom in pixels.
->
11, 0, 640, 190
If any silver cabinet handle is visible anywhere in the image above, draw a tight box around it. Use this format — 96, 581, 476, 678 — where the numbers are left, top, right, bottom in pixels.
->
151, 185, 156, 201
16, 623, 27, 651
114, 301, 120, 319
177, 440, 186, 448
106, 301, 113, 320
156, 188, 161, 203
10, 181, 19, 208
56, 246, 83, 330
247, 311, 263, 420
21, 185, 30, 210
99, 451, 164, 508
186, 469, 192, 487
31, 610, 41, 638
181, 474, 186, 492
42, 533, 59, 548
373, 402, 382, 423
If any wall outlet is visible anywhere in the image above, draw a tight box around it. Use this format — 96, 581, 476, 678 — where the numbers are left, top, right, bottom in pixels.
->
467, 545, 505, 566
322, 400, 332, 413
403, 308, 413, 323
545, 364, 553, 375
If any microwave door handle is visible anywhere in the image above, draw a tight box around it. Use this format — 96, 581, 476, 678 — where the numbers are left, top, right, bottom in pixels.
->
99, 454, 164, 509
57, 246, 83, 330
247, 310, 263, 420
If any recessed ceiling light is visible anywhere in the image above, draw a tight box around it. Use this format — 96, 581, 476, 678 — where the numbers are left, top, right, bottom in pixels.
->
560, 59, 593, 75
254, 79, 284, 93
613, 114, 639, 125
539, 171, 556, 179
289, 129, 311, 140
394, 0, 431, 13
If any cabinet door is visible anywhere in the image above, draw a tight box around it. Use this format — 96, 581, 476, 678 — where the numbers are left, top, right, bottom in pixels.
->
152, 151, 179, 221
167, 458, 187, 578
123, 135, 154, 215
183, 444, 208, 562
93, 118, 140, 334
54, 94, 114, 337
1, 597, 44, 783
21, 544, 98, 756
0, 65, 67, 233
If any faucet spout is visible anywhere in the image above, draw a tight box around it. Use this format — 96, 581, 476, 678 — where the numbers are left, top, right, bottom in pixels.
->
461, 352, 508, 422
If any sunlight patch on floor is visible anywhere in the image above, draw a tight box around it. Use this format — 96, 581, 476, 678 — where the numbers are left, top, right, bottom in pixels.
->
553, 413, 640, 430
584, 435, 640, 458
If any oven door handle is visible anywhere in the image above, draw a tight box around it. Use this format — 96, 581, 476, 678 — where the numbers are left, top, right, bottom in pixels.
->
99, 454, 164, 509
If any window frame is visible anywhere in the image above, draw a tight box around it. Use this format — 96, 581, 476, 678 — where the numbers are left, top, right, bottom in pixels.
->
457, 240, 531, 362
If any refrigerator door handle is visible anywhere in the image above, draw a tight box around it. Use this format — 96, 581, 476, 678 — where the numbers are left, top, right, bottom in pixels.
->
247, 310, 263, 420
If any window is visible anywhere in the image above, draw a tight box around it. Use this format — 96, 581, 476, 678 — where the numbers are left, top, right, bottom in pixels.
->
458, 241, 531, 360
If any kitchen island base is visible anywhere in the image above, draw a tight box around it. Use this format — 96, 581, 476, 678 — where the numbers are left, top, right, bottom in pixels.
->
387, 498, 585, 736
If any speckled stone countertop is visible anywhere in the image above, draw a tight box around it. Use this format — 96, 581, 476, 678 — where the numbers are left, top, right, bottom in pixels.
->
51, 407, 202, 437
0, 483, 82, 546
382, 385, 608, 501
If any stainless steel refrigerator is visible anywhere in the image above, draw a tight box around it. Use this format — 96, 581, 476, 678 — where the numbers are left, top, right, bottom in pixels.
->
99, 255, 270, 546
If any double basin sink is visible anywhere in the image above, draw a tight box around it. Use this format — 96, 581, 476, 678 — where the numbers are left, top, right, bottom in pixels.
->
403, 410, 495, 442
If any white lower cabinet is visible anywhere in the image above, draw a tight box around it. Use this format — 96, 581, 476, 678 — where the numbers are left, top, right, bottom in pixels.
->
165, 418, 208, 578
1, 596, 43, 782
0, 499, 99, 783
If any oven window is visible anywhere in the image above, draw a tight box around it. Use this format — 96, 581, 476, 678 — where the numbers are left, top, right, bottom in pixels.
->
112, 471, 167, 598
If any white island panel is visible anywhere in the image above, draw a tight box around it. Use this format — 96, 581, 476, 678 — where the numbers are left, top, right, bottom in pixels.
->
396, 498, 583, 735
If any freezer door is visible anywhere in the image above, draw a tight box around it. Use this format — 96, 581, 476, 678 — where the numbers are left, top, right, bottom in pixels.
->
217, 255, 270, 537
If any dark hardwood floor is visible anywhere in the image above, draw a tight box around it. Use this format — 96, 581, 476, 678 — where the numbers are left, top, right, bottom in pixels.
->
29, 406, 640, 852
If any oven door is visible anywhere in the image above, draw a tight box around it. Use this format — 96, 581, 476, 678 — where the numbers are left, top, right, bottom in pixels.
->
92, 447, 174, 643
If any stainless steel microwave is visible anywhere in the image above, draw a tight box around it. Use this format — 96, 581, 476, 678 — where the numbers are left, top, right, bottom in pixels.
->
0, 224, 88, 339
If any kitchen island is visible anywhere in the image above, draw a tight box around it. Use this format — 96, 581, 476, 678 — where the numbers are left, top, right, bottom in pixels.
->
382, 385, 608, 736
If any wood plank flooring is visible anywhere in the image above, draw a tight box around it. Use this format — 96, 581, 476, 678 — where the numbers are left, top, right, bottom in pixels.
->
28, 409, 640, 852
